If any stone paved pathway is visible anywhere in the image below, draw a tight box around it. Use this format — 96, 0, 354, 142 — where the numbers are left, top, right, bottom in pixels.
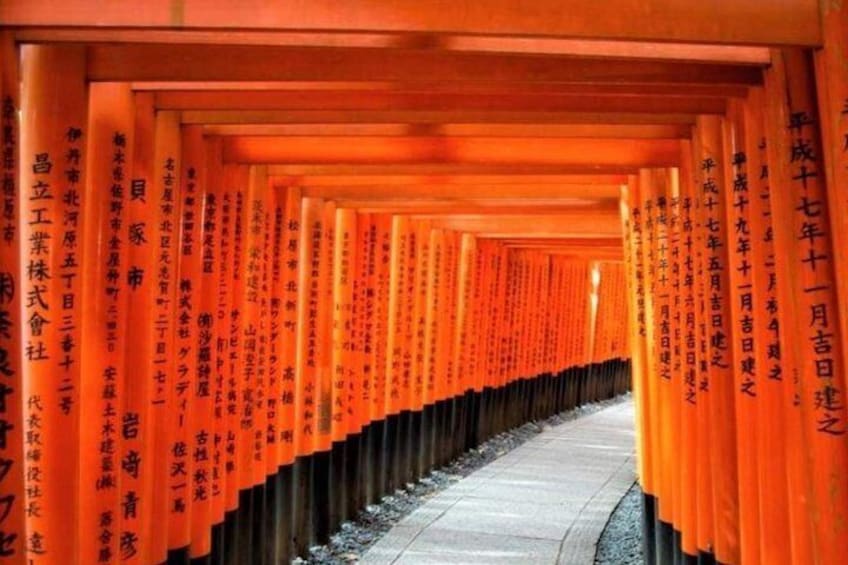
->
361, 400, 636, 564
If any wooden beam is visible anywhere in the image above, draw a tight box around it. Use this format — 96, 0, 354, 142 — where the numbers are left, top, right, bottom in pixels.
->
504, 244, 625, 259
497, 236, 622, 243
445, 37, 772, 63
414, 213, 623, 236
335, 201, 618, 214
14, 27, 771, 63
297, 184, 622, 200
2, 0, 820, 46
184, 110, 698, 125
154, 89, 727, 113
85, 44, 763, 84
266, 163, 640, 175
222, 136, 681, 166
204, 123, 691, 139
285, 173, 627, 187
132, 81, 750, 97
501, 236, 623, 247
476, 231, 621, 238
480, 231, 622, 239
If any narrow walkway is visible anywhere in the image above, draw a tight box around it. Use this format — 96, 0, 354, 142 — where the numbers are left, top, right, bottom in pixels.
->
362, 400, 635, 564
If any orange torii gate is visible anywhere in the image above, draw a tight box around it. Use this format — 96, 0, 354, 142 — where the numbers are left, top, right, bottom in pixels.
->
7, 3, 848, 565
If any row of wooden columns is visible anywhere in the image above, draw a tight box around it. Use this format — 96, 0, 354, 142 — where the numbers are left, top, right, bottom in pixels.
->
0, 43, 631, 564
623, 39, 848, 565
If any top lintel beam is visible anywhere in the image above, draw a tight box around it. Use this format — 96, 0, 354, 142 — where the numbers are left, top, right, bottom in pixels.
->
1, 0, 821, 46
83, 43, 764, 84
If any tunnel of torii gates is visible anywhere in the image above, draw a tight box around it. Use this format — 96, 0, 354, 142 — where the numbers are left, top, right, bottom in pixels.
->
5, 3, 848, 565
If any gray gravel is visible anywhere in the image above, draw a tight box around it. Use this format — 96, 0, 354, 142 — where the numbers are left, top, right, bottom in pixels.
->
594, 481, 644, 565
297, 393, 630, 564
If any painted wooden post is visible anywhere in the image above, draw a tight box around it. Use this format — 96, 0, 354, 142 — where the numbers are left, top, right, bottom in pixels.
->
693, 114, 740, 564
79, 81, 135, 565
19, 44, 88, 565
0, 31, 25, 563
764, 48, 848, 565
721, 98, 761, 565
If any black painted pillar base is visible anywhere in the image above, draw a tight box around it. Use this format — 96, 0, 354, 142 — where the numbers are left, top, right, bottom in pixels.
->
263, 471, 281, 565
358, 423, 371, 508
454, 392, 466, 459
366, 419, 385, 505
446, 396, 459, 462
344, 431, 362, 522
420, 404, 434, 476
642, 492, 657, 565
655, 516, 674, 565
478, 388, 490, 442
291, 454, 314, 557
432, 399, 445, 468
208, 521, 224, 565
682, 554, 699, 565
463, 390, 476, 451
409, 410, 423, 481
237, 486, 255, 565
697, 552, 717, 565
252, 482, 267, 565
677, 533, 698, 565
398, 410, 412, 486
277, 464, 294, 564
167, 547, 190, 565
383, 412, 400, 493
641, 493, 710, 565
365, 420, 385, 505
312, 449, 332, 545
222, 508, 239, 565
328, 440, 347, 535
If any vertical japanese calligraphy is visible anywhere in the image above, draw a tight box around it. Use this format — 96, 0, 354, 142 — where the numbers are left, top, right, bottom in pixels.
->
20, 45, 87, 563
0, 32, 23, 562
765, 49, 848, 565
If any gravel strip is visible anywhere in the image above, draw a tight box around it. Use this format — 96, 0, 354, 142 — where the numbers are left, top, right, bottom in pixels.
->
298, 393, 631, 564
594, 481, 644, 565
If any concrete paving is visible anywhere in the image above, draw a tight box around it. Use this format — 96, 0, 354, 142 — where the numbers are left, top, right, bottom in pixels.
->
361, 400, 636, 565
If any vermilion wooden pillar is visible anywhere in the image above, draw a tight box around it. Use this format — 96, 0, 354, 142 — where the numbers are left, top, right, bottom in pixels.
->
277, 182, 301, 472
332, 209, 357, 446
620, 176, 658, 564
686, 131, 716, 561
637, 169, 668, 561
80, 82, 136, 565
211, 163, 238, 562
263, 172, 283, 563
295, 197, 324, 463
385, 215, 410, 434
765, 48, 848, 565
19, 44, 87, 565
693, 114, 740, 565
150, 110, 181, 565
620, 181, 650, 490
721, 98, 761, 565
664, 169, 683, 559
188, 136, 223, 560
815, 2, 848, 394
0, 31, 24, 562
644, 168, 676, 563
743, 87, 794, 564
409, 219, 430, 470
815, 13, 848, 564
676, 141, 699, 561
170, 125, 206, 558
121, 90, 156, 565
